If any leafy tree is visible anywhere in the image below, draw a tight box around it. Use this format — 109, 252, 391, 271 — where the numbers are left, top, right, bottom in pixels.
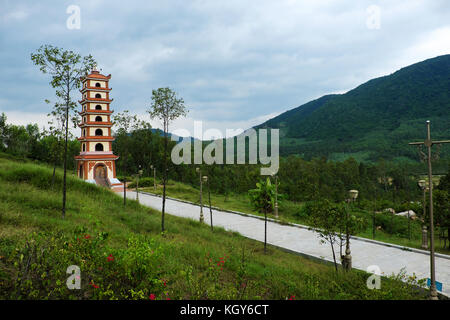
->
31, 44, 96, 219
148, 88, 188, 232
308, 200, 346, 272
308, 200, 366, 272
248, 177, 276, 254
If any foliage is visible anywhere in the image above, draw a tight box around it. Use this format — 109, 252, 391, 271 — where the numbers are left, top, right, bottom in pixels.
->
248, 177, 276, 213
307, 200, 366, 272
434, 189, 450, 243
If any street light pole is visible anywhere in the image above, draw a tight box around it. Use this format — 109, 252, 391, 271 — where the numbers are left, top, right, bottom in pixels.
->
136, 165, 143, 203
344, 189, 358, 271
418, 180, 428, 249
204, 175, 213, 231
409, 120, 450, 300
196, 167, 204, 223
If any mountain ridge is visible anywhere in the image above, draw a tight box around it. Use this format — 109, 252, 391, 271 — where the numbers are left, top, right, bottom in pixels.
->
254, 54, 450, 162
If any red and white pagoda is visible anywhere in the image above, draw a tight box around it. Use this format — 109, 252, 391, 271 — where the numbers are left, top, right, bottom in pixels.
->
75, 67, 122, 190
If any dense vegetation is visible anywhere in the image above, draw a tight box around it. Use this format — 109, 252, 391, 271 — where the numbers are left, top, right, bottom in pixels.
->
0, 154, 428, 300
256, 54, 450, 161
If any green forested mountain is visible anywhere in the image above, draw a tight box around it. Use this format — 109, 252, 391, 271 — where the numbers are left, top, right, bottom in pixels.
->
256, 54, 450, 162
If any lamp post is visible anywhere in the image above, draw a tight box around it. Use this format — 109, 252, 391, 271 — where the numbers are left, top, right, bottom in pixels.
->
203, 175, 213, 231
136, 165, 143, 203
343, 189, 358, 271
150, 165, 156, 191
409, 121, 449, 300
418, 180, 428, 250
196, 167, 204, 223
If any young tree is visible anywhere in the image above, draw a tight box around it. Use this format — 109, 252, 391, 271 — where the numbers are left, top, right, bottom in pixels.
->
308, 200, 365, 272
248, 177, 276, 254
31, 45, 96, 219
148, 88, 187, 233
308, 200, 345, 272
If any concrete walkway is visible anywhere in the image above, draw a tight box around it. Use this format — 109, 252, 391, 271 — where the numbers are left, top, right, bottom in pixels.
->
124, 190, 450, 297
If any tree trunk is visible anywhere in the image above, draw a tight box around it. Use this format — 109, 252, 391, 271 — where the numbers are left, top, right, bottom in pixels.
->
161, 122, 168, 233
51, 160, 57, 189
61, 89, 69, 219
264, 207, 267, 254
330, 238, 338, 272
208, 180, 213, 231
123, 176, 127, 206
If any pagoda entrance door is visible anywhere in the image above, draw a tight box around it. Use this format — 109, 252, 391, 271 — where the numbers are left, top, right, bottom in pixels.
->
94, 164, 107, 179
94, 164, 109, 187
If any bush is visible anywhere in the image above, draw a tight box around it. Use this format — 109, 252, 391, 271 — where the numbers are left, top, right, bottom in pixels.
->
3, 231, 170, 300
128, 177, 156, 189
374, 212, 410, 237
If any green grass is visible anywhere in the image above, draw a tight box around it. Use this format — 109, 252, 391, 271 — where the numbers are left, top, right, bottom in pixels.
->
139, 181, 450, 256
0, 155, 428, 299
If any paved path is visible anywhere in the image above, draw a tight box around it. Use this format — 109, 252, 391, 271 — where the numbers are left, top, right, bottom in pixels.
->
124, 190, 450, 297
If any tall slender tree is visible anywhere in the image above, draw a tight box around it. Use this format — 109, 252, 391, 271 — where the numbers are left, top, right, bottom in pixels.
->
148, 87, 187, 232
31, 45, 96, 218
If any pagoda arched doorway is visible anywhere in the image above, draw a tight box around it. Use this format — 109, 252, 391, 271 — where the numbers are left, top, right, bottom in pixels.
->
94, 164, 107, 179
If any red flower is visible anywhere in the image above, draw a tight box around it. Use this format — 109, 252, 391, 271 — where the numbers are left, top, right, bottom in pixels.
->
84, 234, 91, 239
107, 254, 114, 262
149, 294, 156, 300
288, 295, 295, 300
89, 281, 99, 289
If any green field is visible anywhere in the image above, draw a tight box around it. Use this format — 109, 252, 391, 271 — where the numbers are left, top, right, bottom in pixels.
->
0, 154, 428, 299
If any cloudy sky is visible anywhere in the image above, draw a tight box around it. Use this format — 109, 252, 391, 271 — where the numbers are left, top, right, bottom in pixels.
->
0, 0, 449, 138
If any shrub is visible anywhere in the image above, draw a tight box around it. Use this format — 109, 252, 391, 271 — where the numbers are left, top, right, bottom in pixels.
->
3, 231, 169, 299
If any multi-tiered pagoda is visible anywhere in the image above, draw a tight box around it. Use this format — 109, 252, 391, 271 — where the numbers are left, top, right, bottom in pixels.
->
75, 67, 122, 190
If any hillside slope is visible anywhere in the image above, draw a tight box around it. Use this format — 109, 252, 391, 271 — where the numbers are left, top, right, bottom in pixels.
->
0, 154, 426, 300
256, 55, 450, 162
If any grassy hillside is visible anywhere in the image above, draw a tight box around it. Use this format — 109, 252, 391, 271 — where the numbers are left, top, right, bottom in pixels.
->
0, 154, 428, 299
256, 55, 450, 162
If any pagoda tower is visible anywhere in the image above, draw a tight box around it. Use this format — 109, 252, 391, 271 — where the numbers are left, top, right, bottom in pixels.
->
75, 67, 122, 189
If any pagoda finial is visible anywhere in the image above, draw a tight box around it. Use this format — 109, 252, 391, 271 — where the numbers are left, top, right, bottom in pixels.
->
92, 64, 99, 73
